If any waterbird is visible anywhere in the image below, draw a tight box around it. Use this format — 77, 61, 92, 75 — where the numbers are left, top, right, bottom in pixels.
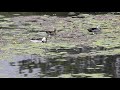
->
87, 25, 101, 34
30, 40, 42, 43
30, 37, 47, 43
46, 28, 56, 37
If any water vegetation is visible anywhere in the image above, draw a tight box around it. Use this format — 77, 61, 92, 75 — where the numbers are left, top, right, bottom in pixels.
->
0, 12, 120, 78
1, 13, 120, 58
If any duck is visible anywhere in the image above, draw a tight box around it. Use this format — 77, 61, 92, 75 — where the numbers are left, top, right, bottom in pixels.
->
46, 28, 56, 37
30, 37, 47, 43
87, 25, 101, 34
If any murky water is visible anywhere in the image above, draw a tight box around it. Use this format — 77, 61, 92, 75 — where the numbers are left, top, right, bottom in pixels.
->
0, 12, 120, 78
0, 54, 119, 78
0, 12, 70, 17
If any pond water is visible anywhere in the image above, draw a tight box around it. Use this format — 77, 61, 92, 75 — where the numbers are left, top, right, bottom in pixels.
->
0, 12, 70, 17
0, 54, 120, 78
0, 12, 120, 78
1, 12, 118, 17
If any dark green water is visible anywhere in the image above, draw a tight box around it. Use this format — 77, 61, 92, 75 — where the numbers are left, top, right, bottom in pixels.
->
0, 12, 69, 17
0, 12, 118, 17
6, 54, 120, 78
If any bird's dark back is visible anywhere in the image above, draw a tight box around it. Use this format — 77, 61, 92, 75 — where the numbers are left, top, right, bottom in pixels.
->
88, 28, 101, 32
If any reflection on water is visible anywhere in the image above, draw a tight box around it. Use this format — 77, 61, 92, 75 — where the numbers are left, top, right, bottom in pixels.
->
115, 57, 120, 78
0, 54, 118, 78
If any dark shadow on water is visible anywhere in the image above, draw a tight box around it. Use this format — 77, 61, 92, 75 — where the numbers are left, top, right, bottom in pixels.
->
0, 12, 117, 17
6, 54, 120, 78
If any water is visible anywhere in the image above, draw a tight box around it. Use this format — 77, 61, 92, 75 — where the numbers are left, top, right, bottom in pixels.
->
0, 12, 117, 17
0, 12, 120, 78
0, 54, 119, 78
0, 12, 70, 17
